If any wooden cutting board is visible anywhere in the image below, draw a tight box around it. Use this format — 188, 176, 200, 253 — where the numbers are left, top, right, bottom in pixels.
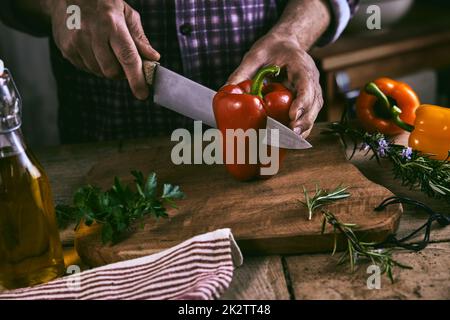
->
75, 127, 402, 267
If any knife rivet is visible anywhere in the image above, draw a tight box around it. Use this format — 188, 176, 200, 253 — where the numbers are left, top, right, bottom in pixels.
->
179, 23, 193, 36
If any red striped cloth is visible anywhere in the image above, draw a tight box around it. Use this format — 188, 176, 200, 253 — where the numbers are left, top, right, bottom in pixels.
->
0, 229, 243, 300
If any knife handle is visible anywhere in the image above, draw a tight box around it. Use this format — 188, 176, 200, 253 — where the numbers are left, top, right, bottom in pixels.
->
143, 60, 160, 86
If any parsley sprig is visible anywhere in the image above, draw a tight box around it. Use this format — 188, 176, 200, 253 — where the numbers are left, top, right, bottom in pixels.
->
56, 170, 185, 244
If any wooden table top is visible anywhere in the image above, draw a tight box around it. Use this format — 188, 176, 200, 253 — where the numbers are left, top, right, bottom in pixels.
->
5, 123, 450, 299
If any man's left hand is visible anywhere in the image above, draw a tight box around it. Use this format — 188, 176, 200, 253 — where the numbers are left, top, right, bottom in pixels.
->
227, 33, 324, 139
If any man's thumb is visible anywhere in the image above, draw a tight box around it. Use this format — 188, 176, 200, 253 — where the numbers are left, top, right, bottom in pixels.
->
227, 56, 262, 85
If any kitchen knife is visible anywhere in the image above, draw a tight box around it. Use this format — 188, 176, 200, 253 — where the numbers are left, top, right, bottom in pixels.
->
143, 61, 312, 150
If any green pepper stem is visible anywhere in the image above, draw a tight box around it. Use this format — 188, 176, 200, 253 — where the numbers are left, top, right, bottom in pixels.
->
364, 82, 415, 132
391, 106, 415, 132
250, 65, 281, 98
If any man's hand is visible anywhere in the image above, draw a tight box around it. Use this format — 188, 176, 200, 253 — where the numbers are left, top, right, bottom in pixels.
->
228, 0, 331, 138
228, 34, 323, 138
44, 0, 159, 100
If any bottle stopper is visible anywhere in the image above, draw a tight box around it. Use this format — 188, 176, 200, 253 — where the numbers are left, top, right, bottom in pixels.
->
0, 63, 22, 132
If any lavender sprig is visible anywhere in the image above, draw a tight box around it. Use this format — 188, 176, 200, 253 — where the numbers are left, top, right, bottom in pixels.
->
324, 122, 450, 201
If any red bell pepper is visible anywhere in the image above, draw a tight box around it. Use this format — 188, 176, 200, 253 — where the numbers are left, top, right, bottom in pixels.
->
213, 65, 293, 181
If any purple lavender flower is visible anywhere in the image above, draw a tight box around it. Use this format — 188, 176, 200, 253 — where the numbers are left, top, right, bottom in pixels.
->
401, 147, 413, 160
376, 138, 390, 157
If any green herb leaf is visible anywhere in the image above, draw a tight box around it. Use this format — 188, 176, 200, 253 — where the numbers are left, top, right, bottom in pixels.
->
299, 184, 350, 220
324, 121, 450, 202
321, 210, 410, 283
55, 171, 185, 244
145, 173, 158, 198
162, 184, 185, 200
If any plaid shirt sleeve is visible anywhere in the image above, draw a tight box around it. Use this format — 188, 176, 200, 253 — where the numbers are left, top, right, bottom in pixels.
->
317, 0, 360, 46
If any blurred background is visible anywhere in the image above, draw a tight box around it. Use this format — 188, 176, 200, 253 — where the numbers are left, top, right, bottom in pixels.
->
0, 23, 59, 146
0, 0, 450, 147
311, 0, 450, 121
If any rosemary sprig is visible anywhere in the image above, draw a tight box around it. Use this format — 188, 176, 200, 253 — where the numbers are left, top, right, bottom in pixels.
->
321, 210, 411, 283
299, 184, 350, 220
324, 121, 450, 202
298, 183, 411, 282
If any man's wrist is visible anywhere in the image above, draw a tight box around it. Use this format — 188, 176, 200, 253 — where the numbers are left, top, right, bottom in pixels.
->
269, 0, 331, 50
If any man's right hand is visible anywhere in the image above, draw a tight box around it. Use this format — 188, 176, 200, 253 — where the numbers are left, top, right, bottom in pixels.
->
44, 0, 159, 100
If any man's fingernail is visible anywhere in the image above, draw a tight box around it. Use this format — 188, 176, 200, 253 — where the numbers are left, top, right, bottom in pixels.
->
153, 50, 161, 60
294, 127, 302, 135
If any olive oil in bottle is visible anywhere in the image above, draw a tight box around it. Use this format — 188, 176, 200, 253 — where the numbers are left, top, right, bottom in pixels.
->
0, 62, 65, 290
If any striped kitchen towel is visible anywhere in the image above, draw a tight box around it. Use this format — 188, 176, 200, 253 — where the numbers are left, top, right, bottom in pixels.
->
0, 229, 243, 300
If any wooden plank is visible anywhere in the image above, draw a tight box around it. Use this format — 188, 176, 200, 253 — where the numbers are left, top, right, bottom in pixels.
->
74, 127, 402, 267
312, 7, 450, 71
340, 42, 450, 91
313, 30, 450, 71
286, 242, 450, 299
221, 256, 290, 300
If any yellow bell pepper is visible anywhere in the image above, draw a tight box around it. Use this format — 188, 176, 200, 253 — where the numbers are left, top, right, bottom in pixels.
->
408, 105, 450, 160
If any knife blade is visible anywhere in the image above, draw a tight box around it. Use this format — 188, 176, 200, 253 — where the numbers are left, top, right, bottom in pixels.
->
143, 61, 312, 150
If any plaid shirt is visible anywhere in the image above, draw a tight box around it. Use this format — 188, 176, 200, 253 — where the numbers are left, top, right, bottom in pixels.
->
47, 0, 358, 143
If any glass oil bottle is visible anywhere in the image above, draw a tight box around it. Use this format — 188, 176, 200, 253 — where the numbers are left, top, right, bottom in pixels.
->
0, 62, 65, 289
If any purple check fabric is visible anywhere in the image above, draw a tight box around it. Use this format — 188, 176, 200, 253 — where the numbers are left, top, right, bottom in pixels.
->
47, 0, 359, 143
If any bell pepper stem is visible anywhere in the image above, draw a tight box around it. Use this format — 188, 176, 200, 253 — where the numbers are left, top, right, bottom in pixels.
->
250, 65, 281, 98
365, 82, 414, 132
391, 106, 415, 132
